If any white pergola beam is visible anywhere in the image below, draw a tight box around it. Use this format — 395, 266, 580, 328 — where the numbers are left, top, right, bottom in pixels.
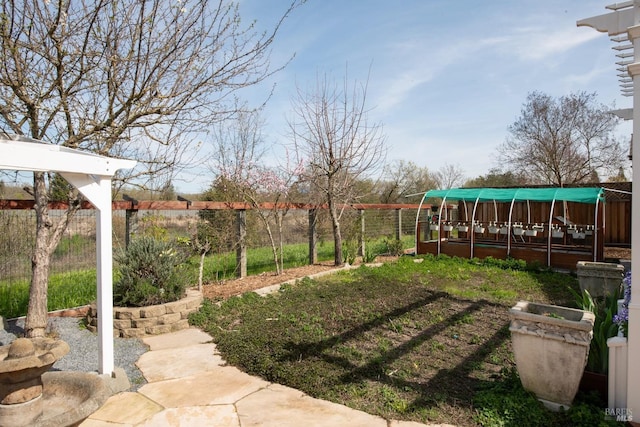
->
0, 138, 134, 176
578, 8, 635, 35
607, 1, 635, 11
0, 136, 136, 376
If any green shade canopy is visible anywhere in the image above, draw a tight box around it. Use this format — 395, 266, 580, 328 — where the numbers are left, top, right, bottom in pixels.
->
423, 187, 605, 204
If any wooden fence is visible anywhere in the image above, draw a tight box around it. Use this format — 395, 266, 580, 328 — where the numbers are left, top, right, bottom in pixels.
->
0, 186, 631, 283
0, 200, 422, 281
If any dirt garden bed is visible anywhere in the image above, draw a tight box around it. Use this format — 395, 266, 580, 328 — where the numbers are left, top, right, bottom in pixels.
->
201, 256, 400, 300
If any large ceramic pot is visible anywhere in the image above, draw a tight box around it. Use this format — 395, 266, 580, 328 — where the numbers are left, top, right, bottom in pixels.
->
509, 301, 595, 411
576, 261, 624, 298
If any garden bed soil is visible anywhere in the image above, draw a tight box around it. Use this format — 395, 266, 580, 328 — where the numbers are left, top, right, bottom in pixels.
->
201, 256, 400, 300
604, 247, 631, 262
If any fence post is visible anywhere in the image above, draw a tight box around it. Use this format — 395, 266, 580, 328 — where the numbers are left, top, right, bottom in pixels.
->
358, 209, 365, 257
308, 209, 317, 265
395, 208, 402, 241
236, 209, 247, 278
124, 208, 138, 248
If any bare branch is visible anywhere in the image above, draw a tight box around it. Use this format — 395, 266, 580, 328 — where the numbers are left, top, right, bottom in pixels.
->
288, 68, 386, 265
500, 91, 625, 186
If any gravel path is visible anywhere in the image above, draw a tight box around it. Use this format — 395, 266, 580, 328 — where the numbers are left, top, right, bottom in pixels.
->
0, 316, 149, 391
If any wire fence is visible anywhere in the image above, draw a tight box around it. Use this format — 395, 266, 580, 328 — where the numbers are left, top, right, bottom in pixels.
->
0, 203, 419, 286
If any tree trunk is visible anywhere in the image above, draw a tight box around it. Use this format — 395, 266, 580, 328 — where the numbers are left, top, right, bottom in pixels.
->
198, 251, 206, 291
265, 222, 281, 275
25, 172, 80, 338
277, 212, 284, 274
25, 172, 51, 338
328, 197, 343, 266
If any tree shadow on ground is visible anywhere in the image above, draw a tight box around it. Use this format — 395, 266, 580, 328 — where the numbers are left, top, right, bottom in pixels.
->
280, 289, 512, 425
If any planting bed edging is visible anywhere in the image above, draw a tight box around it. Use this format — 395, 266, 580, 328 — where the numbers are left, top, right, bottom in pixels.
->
86, 289, 203, 338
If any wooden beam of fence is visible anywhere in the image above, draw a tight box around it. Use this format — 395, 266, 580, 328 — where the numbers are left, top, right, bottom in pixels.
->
0, 199, 421, 211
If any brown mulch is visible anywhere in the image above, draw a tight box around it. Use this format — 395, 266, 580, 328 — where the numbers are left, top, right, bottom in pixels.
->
201, 256, 400, 300
604, 247, 631, 261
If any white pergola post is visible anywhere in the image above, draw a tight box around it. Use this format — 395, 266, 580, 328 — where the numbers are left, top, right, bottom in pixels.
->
627, 17, 640, 419
60, 173, 117, 375
0, 136, 135, 376
578, 1, 640, 416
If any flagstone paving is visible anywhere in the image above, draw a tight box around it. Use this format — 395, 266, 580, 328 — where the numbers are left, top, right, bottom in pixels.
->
79, 328, 454, 427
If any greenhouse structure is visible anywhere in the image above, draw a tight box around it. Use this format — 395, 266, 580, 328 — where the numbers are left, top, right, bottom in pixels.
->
414, 187, 605, 271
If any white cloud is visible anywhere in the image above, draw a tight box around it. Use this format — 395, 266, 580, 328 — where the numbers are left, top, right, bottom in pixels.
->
491, 26, 603, 62
564, 64, 612, 87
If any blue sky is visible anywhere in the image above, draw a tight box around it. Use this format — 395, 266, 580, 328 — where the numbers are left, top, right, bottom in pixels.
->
178, 0, 632, 193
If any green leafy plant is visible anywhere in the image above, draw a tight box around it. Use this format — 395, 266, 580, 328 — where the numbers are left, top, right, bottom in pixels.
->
342, 239, 357, 265
473, 368, 554, 426
572, 288, 620, 374
474, 368, 618, 426
361, 244, 378, 263
113, 236, 188, 307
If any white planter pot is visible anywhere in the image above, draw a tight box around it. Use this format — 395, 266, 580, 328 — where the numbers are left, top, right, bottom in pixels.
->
457, 226, 469, 233
513, 228, 525, 236
429, 224, 439, 231
525, 229, 538, 237
443, 225, 453, 232
488, 226, 499, 234
552, 231, 564, 239
474, 226, 485, 234
509, 301, 595, 411
499, 227, 509, 235
573, 232, 586, 240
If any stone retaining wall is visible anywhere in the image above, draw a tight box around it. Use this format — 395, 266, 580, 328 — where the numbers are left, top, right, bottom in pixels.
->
86, 289, 203, 338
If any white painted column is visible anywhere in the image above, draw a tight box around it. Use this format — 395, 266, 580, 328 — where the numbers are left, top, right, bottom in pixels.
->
61, 172, 115, 376
627, 12, 640, 417
95, 177, 115, 375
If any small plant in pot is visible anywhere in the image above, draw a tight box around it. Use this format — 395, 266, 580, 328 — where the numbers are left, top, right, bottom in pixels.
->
113, 236, 189, 307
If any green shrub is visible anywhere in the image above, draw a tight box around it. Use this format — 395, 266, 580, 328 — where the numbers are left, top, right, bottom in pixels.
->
382, 237, 405, 256
113, 236, 188, 307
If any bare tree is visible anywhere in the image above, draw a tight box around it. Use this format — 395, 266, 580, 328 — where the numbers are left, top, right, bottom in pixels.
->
0, 0, 302, 337
379, 160, 437, 203
464, 167, 528, 188
211, 110, 302, 274
501, 91, 625, 186
434, 163, 466, 189
288, 71, 386, 266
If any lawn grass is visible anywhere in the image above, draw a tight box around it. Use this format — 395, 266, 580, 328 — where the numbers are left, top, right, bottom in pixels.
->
0, 269, 98, 319
189, 254, 621, 427
0, 233, 411, 318
0, 239, 343, 319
